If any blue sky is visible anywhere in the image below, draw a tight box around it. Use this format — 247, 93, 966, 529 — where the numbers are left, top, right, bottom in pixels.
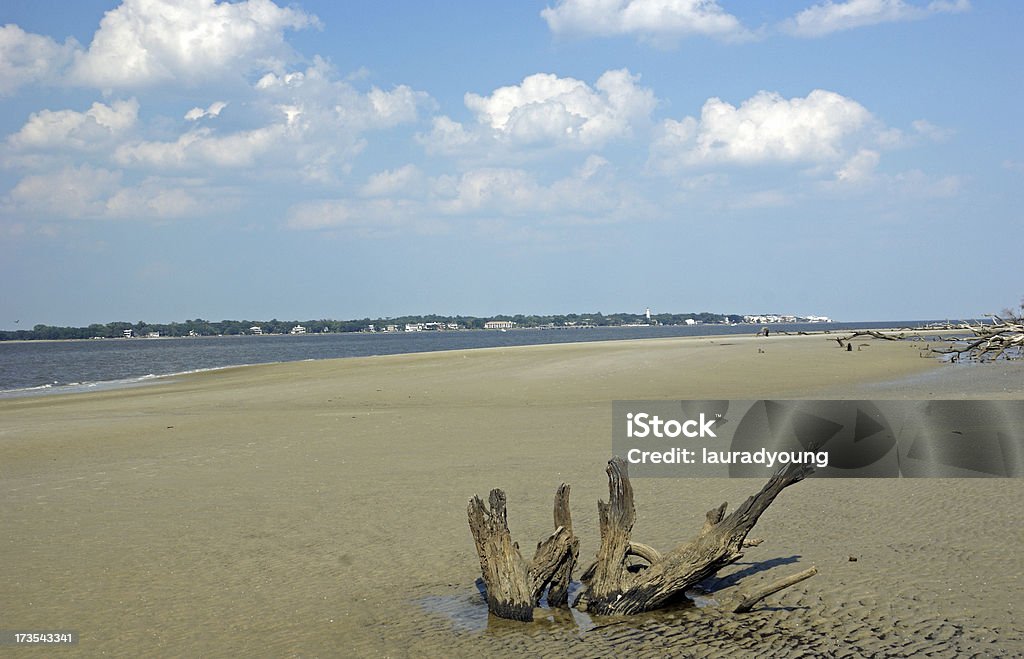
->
1, 0, 1020, 326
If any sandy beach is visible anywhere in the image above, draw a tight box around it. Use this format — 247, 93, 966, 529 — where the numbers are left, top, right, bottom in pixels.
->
1, 334, 1022, 657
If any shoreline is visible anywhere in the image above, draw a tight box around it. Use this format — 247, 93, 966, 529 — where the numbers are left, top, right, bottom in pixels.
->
2, 333, 1021, 655
0, 325, 986, 401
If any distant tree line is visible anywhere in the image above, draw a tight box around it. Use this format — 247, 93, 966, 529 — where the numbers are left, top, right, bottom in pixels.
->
0, 311, 744, 341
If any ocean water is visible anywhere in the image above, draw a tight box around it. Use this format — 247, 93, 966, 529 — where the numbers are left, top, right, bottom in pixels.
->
0, 321, 932, 397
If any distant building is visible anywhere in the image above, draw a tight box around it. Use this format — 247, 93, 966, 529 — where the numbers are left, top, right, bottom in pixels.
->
123, 329, 134, 338
484, 320, 516, 330
685, 318, 698, 326
250, 326, 263, 335
290, 325, 306, 334
147, 331, 160, 338
645, 307, 651, 321
744, 314, 832, 324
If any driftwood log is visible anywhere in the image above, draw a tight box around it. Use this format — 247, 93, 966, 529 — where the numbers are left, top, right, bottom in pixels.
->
834, 330, 901, 348
467, 484, 578, 621
930, 316, 1024, 362
468, 457, 815, 621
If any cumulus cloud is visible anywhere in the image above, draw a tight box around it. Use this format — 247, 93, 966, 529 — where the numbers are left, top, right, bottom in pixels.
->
784, 0, 970, 38
421, 69, 655, 154
69, 0, 318, 88
255, 59, 431, 131
541, 0, 750, 42
185, 101, 228, 121
0, 24, 79, 94
436, 168, 543, 215
417, 116, 479, 155
113, 61, 429, 180
7, 99, 138, 150
650, 89, 876, 170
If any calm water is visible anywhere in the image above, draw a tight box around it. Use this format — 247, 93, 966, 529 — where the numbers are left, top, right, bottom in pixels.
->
0, 322, 933, 397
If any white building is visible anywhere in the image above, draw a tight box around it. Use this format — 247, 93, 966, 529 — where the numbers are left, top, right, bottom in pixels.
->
290, 325, 306, 334
250, 326, 263, 335
484, 320, 516, 330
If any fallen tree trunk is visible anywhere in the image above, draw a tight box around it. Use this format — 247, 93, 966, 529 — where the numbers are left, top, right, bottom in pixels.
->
467, 485, 578, 621
575, 457, 812, 615
930, 316, 1024, 362
835, 330, 901, 348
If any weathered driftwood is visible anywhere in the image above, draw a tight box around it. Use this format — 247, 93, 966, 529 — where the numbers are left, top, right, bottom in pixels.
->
545, 483, 578, 607
467, 485, 578, 621
469, 458, 814, 621
574, 457, 812, 615
834, 330, 901, 348
732, 566, 818, 613
930, 316, 1024, 362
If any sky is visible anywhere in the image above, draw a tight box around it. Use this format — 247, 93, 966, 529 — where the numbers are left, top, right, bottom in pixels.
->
0, 0, 1021, 327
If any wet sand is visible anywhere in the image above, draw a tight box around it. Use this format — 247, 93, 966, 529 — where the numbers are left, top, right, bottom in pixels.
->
1, 334, 1022, 656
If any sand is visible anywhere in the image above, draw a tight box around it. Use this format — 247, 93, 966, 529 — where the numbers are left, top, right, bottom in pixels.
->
1, 334, 1022, 657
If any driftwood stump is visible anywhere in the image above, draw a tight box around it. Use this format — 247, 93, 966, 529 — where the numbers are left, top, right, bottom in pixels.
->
469, 457, 815, 621
576, 457, 812, 615
467, 485, 579, 621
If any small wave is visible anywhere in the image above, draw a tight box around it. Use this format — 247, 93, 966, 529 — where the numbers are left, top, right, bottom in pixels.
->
0, 374, 168, 399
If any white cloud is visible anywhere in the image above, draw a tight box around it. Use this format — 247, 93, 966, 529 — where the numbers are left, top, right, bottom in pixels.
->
835, 148, 880, 183
69, 0, 318, 88
422, 69, 655, 154
437, 168, 543, 215
185, 101, 228, 121
114, 125, 286, 169
7, 99, 139, 150
255, 59, 431, 131
112, 61, 429, 179
4, 165, 226, 220
541, 0, 750, 42
651, 89, 875, 169
6, 164, 121, 217
360, 164, 424, 198
289, 155, 643, 235
417, 116, 479, 154
0, 24, 79, 94
105, 182, 200, 218
784, 0, 970, 38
